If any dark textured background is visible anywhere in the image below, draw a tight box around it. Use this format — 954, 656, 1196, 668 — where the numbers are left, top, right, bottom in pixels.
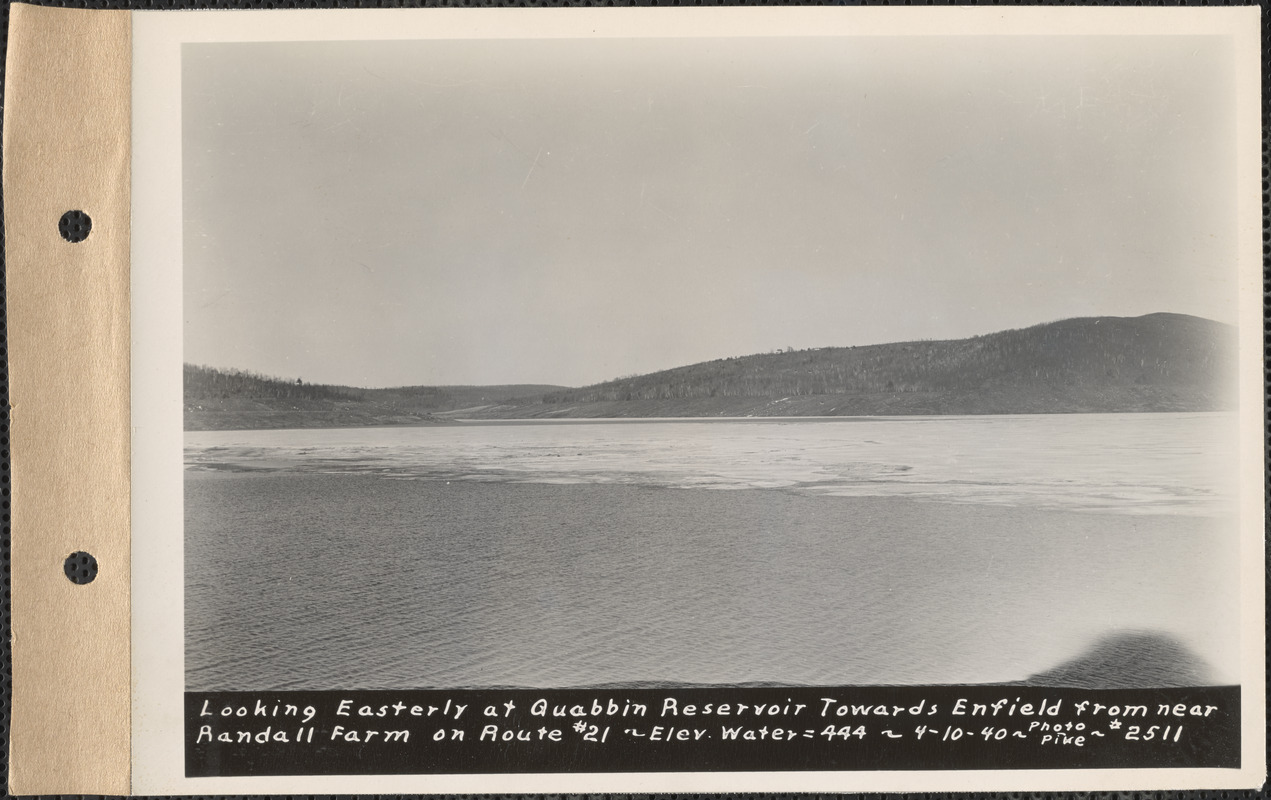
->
0, 0, 1265, 797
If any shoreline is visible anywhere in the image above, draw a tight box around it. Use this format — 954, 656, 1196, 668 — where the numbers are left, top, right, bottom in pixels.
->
180, 465, 1237, 522
184, 408, 1234, 434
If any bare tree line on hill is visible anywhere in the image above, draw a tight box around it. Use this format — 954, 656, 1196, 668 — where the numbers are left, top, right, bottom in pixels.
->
184, 314, 1230, 413
184, 364, 362, 403
540, 314, 1230, 404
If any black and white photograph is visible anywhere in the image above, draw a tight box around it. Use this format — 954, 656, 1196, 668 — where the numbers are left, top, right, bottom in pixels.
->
124, 6, 1265, 792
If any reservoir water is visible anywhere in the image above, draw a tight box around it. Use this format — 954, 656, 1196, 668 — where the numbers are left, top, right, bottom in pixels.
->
185, 413, 1240, 691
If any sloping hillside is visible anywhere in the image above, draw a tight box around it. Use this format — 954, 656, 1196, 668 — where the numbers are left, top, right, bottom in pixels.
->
185, 313, 1235, 429
469, 313, 1235, 419
184, 365, 563, 430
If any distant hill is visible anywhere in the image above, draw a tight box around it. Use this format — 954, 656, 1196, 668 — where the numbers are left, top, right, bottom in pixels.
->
467, 313, 1235, 419
185, 313, 1235, 430
183, 365, 564, 430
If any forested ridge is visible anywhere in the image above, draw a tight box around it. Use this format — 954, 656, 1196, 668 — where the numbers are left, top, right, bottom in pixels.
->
541, 313, 1229, 405
183, 365, 562, 430
477, 312, 1234, 418
185, 313, 1235, 429
184, 366, 360, 403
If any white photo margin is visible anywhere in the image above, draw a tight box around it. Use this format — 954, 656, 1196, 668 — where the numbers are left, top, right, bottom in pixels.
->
131, 7, 1265, 794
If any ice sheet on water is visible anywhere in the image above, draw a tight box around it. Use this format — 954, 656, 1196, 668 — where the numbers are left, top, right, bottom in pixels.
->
184, 413, 1237, 517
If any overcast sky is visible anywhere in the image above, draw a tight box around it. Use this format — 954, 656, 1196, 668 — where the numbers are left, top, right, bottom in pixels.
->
183, 35, 1236, 388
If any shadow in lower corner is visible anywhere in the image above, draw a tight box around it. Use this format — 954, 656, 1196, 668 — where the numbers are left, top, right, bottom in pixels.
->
1021, 630, 1218, 689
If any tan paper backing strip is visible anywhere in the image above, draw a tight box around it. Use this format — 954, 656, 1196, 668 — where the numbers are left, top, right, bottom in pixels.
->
4, 4, 132, 794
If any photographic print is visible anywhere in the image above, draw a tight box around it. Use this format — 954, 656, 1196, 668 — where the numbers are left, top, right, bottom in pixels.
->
122, 7, 1265, 792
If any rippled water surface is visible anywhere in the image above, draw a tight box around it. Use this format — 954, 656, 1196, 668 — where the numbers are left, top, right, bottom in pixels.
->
185, 414, 1240, 690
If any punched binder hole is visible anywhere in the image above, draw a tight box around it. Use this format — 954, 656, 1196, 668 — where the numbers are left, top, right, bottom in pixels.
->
58, 210, 92, 243
64, 551, 97, 585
